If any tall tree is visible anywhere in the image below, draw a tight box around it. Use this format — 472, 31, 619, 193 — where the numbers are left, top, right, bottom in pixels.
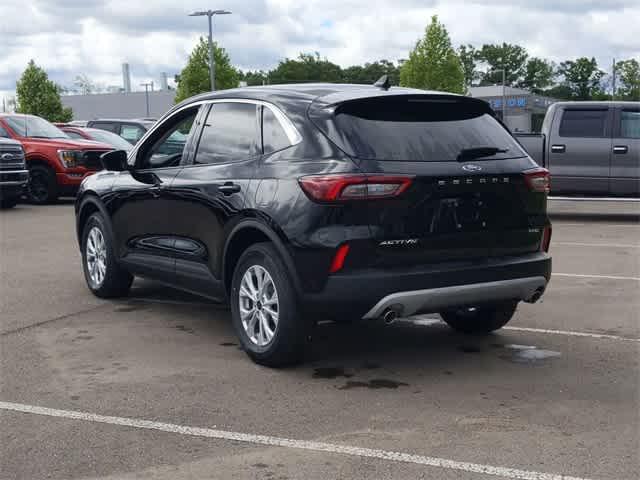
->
519, 57, 555, 93
268, 53, 343, 84
457, 44, 478, 89
615, 58, 640, 100
15, 60, 72, 122
174, 37, 239, 103
558, 57, 605, 100
477, 43, 528, 86
399, 16, 464, 94
342, 60, 400, 85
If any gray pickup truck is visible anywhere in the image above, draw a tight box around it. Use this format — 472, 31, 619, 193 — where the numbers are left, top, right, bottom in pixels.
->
0, 137, 28, 209
515, 101, 639, 197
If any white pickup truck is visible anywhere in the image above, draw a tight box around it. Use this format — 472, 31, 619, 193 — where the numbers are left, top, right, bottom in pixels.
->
515, 101, 639, 197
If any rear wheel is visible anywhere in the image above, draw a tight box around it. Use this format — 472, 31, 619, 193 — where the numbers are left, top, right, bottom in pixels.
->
0, 197, 19, 209
27, 164, 58, 204
81, 213, 133, 298
440, 301, 518, 334
230, 243, 310, 367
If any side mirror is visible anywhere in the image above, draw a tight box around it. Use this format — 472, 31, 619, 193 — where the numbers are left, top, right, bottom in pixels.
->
100, 150, 129, 171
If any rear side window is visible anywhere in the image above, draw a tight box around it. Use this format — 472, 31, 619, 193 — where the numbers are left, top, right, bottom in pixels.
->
196, 103, 258, 164
92, 122, 118, 133
120, 124, 145, 143
325, 97, 523, 162
559, 109, 608, 138
65, 130, 84, 139
620, 110, 640, 139
262, 107, 290, 153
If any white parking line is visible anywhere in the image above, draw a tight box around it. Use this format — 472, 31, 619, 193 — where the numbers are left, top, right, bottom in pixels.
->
554, 273, 640, 281
554, 242, 640, 249
504, 326, 640, 343
0, 401, 592, 480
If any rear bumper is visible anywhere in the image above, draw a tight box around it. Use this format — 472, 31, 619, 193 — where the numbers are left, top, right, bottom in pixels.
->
302, 252, 551, 319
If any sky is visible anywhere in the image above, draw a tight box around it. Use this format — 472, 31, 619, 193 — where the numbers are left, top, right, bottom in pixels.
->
1, 0, 639, 103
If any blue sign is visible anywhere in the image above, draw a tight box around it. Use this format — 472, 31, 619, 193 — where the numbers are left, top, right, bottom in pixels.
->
489, 97, 527, 109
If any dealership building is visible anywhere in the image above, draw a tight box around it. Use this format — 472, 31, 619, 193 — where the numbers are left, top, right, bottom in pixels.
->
469, 86, 558, 132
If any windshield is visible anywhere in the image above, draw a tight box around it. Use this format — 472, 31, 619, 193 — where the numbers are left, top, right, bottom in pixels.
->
328, 97, 525, 162
5, 115, 69, 139
88, 129, 133, 151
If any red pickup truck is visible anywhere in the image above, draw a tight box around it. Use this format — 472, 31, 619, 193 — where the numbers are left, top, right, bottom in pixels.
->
0, 114, 112, 203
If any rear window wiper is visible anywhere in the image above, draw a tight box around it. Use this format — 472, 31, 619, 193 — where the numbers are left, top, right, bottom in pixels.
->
457, 146, 509, 162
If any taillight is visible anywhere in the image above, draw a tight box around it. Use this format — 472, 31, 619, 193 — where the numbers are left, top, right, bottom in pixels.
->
298, 174, 413, 202
541, 225, 552, 252
329, 243, 350, 273
524, 168, 550, 193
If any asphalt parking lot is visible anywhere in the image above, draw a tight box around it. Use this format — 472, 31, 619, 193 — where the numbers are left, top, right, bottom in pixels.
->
1, 199, 639, 480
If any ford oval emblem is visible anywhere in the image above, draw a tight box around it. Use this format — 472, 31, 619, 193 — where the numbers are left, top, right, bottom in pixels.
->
462, 164, 482, 172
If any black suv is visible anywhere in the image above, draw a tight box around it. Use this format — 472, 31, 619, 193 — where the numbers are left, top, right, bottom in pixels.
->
0, 137, 28, 209
75, 83, 552, 366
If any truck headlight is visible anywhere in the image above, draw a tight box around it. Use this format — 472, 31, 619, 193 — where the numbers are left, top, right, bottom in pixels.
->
57, 150, 83, 168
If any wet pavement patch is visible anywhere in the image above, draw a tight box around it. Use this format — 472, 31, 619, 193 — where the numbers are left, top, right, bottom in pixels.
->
338, 379, 409, 390
175, 325, 195, 334
498, 344, 561, 364
312, 367, 353, 379
219, 342, 237, 347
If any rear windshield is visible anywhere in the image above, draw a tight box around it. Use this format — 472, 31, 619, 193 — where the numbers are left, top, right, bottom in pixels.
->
328, 97, 524, 162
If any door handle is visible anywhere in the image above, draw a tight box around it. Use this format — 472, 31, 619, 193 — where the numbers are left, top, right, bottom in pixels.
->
613, 145, 629, 154
218, 182, 241, 195
551, 144, 566, 153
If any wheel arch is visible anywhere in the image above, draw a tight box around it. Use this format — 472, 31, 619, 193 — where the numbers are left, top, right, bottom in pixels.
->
222, 219, 301, 298
76, 194, 113, 247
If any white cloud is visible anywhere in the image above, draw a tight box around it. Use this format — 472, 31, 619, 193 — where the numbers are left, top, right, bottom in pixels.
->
1, 0, 638, 101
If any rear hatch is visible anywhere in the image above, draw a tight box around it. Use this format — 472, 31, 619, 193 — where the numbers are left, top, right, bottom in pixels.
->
309, 93, 548, 268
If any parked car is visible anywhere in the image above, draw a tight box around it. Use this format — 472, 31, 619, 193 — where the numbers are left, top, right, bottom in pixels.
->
0, 137, 29, 209
0, 114, 112, 204
75, 83, 552, 366
515, 101, 639, 196
86, 118, 156, 145
56, 125, 133, 151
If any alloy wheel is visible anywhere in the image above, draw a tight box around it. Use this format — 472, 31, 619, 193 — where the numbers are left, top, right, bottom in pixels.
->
239, 265, 279, 347
86, 226, 107, 288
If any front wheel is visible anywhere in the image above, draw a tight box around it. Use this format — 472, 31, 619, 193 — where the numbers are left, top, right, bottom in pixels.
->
81, 213, 133, 298
230, 243, 310, 367
440, 301, 518, 334
27, 164, 58, 204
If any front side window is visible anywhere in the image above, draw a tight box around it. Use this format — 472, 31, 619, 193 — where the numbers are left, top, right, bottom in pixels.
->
92, 122, 118, 133
559, 109, 608, 138
138, 110, 198, 169
196, 103, 258, 164
120, 124, 146, 144
620, 110, 640, 139
262, 107, 291, 154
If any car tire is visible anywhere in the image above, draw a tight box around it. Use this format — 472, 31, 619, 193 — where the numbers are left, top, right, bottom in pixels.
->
27, 164, 58, 204
230, 242, 310, 367
81, 213, 133, 298
0, 197, 18, 209
440, 301, 518, 334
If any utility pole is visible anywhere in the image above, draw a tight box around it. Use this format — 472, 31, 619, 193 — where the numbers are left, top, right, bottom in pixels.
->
140, 82, 152, 117
189, 9, 232, 91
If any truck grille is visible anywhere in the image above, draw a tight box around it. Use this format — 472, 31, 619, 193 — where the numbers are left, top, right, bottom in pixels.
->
0, 146, 25, 170
81, 151, 108, 170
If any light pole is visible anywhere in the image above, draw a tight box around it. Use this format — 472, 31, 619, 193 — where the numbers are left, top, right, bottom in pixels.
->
140, 82, 152, 117
189, 9, 232, 91
487, 69, 507, 121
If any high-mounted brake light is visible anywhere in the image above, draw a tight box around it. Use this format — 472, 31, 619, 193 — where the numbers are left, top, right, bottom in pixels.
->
298, 174, 413, 202
524, 168, 551, 193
